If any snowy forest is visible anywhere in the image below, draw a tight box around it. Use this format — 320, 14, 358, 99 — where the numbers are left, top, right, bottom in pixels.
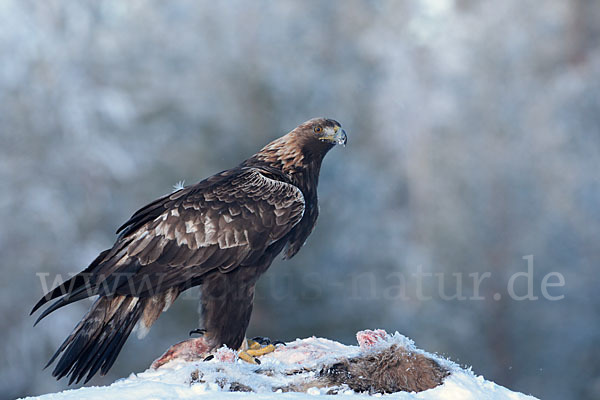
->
1, 1, 599, 399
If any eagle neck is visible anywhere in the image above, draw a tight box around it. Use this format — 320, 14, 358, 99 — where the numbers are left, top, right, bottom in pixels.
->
288, 159, 321, 202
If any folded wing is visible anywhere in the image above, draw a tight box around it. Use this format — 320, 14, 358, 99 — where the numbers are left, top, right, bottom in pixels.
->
33, 167, 305, 320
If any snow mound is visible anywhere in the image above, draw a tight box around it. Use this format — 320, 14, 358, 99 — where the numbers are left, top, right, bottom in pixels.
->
21, 330, 538, 400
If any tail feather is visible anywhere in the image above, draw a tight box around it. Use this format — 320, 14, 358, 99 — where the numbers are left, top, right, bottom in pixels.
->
88, 305, 141, 381
44, 317, 87, 370
41, 287, 179, 383
48, 296, 145, 384
65, 307, 129, 383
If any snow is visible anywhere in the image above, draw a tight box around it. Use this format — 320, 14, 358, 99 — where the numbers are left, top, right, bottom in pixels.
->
21, 330, 538, 400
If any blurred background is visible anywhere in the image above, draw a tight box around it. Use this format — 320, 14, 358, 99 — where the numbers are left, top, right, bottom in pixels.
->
1, 0, 599, 399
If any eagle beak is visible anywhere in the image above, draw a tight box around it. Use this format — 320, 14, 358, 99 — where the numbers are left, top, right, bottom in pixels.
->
336, 129, 347, 147
322, 127, 347, 147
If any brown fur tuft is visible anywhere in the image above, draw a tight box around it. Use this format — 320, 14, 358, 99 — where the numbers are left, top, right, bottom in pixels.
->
319, 345, 449, 394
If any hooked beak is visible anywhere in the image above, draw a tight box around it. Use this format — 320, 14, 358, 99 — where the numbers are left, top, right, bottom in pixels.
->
321, 127, 347, 147
335, 129, 347, 146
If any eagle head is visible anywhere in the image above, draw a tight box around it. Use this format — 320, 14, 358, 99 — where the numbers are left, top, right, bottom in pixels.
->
250, 118, 347, 179
297, 117, 347, 147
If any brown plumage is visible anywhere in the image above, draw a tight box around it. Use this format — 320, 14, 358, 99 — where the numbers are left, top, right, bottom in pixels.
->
31, 118, 347, 384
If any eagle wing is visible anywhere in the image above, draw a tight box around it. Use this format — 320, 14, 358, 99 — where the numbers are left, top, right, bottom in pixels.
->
33, 167, 305, 318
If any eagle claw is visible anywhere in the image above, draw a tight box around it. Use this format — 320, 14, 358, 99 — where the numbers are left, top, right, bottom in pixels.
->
238, 351, 261, 364
251, 336, 286, 346
189, 328, 207, 337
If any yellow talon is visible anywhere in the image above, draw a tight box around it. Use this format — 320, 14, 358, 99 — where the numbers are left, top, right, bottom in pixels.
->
237, 339, 277, 363
238, 350, 259, 364
246, 344, 275, 357
246, 339, 262, 350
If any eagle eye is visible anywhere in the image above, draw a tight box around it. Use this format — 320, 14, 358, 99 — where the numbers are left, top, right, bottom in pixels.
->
314, 126, 323, 134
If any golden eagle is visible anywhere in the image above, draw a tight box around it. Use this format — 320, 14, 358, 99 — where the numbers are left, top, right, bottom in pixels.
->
31, 118, 347, 384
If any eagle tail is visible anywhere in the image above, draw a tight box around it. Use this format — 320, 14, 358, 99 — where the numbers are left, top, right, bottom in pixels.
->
48, 296, 144, 384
